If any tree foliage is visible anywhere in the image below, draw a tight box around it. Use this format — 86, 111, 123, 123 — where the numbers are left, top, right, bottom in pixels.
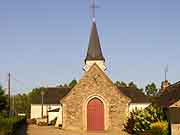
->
123, 105, 169, 135
128, 81, 138, 89
114, 81, 127, 87
13, 79, 77, 118
145, 83, 158, 96
114, 81, 144, 92
0, 115, 26, 135
0, 86, 7, 113
14, 87, 47, 117
58, 79, 77, 88
68, 79, 77, 88
14, 93, 30, 116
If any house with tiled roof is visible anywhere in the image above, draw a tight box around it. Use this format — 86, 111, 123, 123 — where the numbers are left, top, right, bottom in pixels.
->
117, 86, 150, 112
158, 81, 180, 135
30, 87, 70, 124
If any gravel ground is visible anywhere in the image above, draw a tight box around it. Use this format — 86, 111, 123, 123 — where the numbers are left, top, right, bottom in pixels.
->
17, 125, 121, 135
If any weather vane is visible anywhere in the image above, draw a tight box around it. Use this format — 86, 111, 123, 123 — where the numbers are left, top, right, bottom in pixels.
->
90, 0, 99, 21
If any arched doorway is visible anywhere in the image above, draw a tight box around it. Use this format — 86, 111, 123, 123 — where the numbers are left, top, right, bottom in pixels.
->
87, 98, 104, 131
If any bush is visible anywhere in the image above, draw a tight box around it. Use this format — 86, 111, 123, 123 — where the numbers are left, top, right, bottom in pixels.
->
123, 105, 169, 135
150, 121, 169, 135
0, 115, 26, 135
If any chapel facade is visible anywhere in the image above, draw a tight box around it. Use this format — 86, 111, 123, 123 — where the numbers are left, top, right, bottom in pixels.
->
58, 19, 149, 133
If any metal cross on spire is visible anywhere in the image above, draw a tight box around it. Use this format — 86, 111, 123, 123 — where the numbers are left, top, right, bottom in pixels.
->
90, 0, 99, 21
164, 64, 169, 81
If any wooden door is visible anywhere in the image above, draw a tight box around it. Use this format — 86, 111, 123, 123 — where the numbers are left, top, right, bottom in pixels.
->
87, 98, 104, 131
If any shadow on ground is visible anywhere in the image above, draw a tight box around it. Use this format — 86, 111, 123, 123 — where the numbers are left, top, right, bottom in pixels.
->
15, 124, 27, 135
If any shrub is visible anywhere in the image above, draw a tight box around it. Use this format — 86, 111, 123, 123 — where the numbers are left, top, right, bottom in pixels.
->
123, 105, 169, 135
150, 121, 169, 135
0, 115, 26, 135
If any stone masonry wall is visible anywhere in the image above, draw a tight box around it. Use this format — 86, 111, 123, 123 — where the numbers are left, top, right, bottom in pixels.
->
61, 64, 130, 134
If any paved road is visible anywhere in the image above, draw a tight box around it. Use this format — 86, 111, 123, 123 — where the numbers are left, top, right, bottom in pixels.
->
17, 125, 122, 135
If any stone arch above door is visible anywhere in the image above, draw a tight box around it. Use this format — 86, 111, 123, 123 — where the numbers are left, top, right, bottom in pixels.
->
83, 95, 109, 131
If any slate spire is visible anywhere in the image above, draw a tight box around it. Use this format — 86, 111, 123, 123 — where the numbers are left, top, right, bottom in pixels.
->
85, 20, 105, 62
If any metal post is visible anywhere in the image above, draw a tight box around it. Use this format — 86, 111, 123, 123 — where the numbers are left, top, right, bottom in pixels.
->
41, 90, 44, 118
8, 72, 11, 116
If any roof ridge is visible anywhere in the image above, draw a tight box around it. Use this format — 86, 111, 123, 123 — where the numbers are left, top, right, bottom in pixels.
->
166, 81, 180, 90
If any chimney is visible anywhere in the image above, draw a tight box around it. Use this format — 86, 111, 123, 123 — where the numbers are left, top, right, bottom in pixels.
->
161, 80, 170, 93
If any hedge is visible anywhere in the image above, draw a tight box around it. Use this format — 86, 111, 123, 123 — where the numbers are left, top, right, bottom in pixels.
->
0, 115, 26, 135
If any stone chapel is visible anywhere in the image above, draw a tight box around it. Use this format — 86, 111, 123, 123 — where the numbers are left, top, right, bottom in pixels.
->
55, 19, 149, 133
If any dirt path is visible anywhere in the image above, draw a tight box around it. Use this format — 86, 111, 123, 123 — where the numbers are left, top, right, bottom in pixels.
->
26, 125, 62, 135
19, 125, 120, 135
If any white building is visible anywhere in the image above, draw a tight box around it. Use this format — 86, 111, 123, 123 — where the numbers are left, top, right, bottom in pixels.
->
30, 87, 70, 124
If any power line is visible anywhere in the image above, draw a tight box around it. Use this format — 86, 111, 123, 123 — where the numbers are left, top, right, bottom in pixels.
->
10, 74, 30, 90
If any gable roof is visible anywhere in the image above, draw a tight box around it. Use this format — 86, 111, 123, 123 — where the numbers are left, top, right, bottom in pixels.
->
85, 22, 105, 61
31, 65, 149, 105
158, 81, 180, 107
117, 86, 149, 103
61, 64, 148, 104
31, 87, 71, 104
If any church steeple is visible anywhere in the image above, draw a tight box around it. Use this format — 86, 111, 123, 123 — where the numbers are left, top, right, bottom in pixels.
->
85, 21, 105, 62
83, 20, 106, 72
83, 0, 106, 72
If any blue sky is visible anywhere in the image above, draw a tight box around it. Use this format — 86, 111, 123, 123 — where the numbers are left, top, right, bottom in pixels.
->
0, 0, 180, 94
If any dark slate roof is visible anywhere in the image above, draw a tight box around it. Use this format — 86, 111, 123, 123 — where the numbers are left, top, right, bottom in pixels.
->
118, 87, 149, 103
31, 86, 149, 104
158, 81, 180, 107
85, 21, 105, 62
31, 87, 71, 104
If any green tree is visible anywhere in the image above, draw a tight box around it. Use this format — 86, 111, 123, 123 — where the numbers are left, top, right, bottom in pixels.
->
114, 81, 127, 87
14, 93, 30, 116
29, 87, 46, 99
0, 85, 7, 113
145, 83, 158, 96
63, 84, 68, 87
128, 81, 138, 89
68, 79, 77, 88
13, 87, 47, 118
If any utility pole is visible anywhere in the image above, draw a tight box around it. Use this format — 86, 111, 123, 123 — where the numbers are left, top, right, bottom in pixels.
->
8, 72, 11, 117
41, 90, 45, 118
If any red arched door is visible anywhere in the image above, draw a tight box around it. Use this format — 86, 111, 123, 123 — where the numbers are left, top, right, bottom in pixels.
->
87, 98, 104, 131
